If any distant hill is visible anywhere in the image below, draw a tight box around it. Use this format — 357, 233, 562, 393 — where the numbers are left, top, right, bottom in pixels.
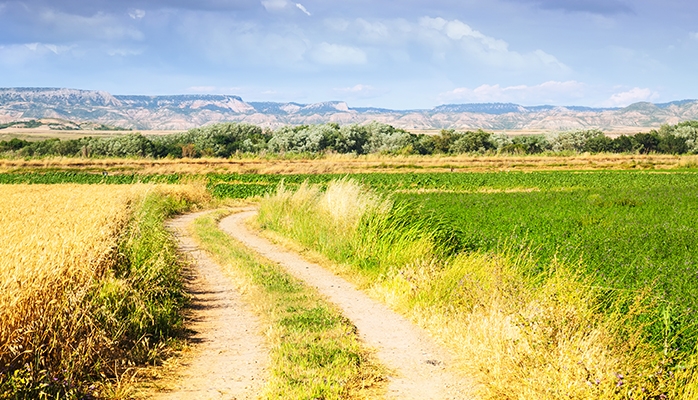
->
1, 87, 697, 131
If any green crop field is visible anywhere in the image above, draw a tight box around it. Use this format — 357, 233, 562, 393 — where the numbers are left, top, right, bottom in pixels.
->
250, 170, 698, 398
393, 172, 698, 352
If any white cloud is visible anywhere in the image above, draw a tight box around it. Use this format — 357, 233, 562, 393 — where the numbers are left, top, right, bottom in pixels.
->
602, 87, 659, 107
296, 3, 311, 16
328, 16, 568, 72
356, 19, 390, 40
690, 32, 698, 41
311, 43, 367, 65
128, 9, 146, 20
261, 0, 288, 12
418, 16, 568, 70
438, 81, 587, 104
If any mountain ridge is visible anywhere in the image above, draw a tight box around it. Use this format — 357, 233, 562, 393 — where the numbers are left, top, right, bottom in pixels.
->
1, 87, 697, 131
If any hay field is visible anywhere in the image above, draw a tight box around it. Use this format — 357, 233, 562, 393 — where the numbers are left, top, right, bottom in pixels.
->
0, 153, 695, 176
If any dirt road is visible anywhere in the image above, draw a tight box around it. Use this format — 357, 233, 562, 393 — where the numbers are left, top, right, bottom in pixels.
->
219, 211, 475, 400
154, 212, 269, 400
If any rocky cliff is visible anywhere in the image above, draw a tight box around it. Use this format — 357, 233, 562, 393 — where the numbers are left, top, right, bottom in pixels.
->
1, 87, 696, 131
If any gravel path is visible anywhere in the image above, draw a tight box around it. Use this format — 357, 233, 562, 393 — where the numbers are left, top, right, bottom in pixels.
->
219, 211, 475, 400
153, 212, 268, 400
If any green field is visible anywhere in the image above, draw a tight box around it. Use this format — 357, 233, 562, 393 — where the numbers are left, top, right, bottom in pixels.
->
393, 173, 698, 352
250, 170, 698, 398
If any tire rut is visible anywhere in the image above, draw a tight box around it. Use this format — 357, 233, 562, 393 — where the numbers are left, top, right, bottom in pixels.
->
152, 211, 268, 400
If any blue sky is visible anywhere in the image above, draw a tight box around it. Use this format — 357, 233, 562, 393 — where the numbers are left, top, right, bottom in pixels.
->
0, 0, 696, 109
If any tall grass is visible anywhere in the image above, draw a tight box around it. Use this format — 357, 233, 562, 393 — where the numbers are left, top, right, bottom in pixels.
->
0, 184, 207, 398
257, 179, 698, 399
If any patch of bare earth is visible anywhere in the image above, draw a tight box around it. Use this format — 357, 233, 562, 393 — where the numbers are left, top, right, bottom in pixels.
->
150, 212, 268, 400
219, 211, 476, 400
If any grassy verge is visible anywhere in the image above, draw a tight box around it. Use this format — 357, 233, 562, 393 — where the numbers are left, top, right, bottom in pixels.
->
0, 185, 206, 399
257, 179, 698, 399
191, 211, 385, 399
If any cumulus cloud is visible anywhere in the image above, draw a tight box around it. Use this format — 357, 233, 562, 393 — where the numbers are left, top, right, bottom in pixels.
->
295, 3, 311, 16
438, 81, 587, 104
602, 87, 659, 107
417, 16, 568, 71
331, 16, 568, 72
311, 42, 367, 65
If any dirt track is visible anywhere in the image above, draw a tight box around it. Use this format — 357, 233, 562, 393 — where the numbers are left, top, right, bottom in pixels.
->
219, 211, 474, 400
155, 210, 474, 399
154, 212, 268, 400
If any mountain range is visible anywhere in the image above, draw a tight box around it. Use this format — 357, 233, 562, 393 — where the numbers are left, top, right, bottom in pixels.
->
1, 87, 697, 131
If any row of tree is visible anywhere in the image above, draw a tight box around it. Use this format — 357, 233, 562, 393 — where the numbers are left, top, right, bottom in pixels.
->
2, 121, 698, 158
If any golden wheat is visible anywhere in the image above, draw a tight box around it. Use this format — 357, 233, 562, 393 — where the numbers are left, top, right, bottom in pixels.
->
0, 183, 207, 393
0, 185, 137, 374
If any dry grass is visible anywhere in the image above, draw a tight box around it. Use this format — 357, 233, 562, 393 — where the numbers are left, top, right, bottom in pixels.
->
0, 153, 696, 175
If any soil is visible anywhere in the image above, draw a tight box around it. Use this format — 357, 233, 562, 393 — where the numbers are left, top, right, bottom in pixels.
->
152, 212, 269, 400
219, 211, 475, 400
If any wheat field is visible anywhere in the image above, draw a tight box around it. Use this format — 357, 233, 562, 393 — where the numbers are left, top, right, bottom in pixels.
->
0, 185, 137, 387
0, 184, 206, 396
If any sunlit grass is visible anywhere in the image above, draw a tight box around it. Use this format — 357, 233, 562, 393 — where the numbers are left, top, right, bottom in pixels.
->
192, 211, 385, 399
257, 178, 698, 399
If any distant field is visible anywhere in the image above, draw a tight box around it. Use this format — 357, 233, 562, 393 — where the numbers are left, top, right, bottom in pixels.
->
1, 153, 695, 176
0, 128, 184, 141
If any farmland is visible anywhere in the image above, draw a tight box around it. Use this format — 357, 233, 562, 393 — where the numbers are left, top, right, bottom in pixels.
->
255, 171, 698, 399
2, 161, 698, 398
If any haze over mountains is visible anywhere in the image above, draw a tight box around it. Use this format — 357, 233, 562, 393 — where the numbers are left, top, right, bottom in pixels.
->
1, 87, 697, 132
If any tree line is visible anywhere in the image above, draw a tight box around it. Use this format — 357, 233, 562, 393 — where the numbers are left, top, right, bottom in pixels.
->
2, 120, 698, 158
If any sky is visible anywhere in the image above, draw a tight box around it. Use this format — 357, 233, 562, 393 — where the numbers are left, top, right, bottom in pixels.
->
0, 0, 696, 109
